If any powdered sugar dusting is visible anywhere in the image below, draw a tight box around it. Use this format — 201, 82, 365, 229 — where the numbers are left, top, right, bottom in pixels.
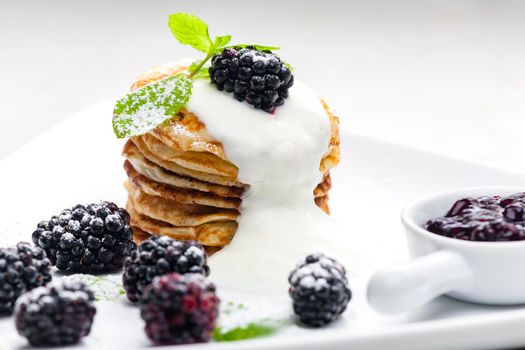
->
216, 293, 292, 333
113, 75, 192, 138
186, 245, 205, 259
289, 255, 347, 291
291, 262, 332, 290
62, 274, 124, 301
14, 279, 94, 314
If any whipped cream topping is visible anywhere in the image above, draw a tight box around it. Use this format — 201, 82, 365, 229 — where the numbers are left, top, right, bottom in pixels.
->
186, 78, 351, 293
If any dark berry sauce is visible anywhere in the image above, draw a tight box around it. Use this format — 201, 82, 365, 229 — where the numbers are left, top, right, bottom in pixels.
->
425, 193, 525, 242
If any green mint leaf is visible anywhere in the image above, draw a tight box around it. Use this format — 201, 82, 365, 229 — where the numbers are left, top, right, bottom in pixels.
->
212, 35, 232, 52
228, 44, 281, 51
189, 60, 201, 72
283, 61, 294, 72
113, 74, 192, 138
168, 13, 213, 53
212, 322, 282, 342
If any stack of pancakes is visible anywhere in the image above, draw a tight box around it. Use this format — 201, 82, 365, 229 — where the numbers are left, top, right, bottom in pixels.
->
122, 64, 340, 253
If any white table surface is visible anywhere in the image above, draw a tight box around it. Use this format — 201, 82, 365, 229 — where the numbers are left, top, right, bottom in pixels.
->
2, 0, 525, 172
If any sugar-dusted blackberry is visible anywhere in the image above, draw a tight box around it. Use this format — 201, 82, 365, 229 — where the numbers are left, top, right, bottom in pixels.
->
209, 47, 294, 113
0, 242, 52, 315
123, 236, 209, 302
140, 273, 219, 345
32, 201, 136, 273
14, 279, 96, 347
288, 253, 352, 327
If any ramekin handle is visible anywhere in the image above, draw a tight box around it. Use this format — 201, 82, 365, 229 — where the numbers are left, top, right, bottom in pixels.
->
367, 250, 473, 314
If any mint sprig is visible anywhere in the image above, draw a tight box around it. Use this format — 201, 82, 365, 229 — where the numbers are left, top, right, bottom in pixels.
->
168, 13, 231, 78
112, 74, 192, 138
213, 35, 233, 50
112, 12, 285, 139
189, 60, 210, 79
168, 13, 213, 53
212, 322, 283, 342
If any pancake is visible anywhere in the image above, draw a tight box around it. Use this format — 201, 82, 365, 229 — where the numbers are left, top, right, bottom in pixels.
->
314, 195, 330, 215
128, 202, 195, 241
131, 64, 189, 91
320, 100, 341, 174
131, 226, 152, 244
128, 202, 237, 247
314, 173, 332, 199
130, 137, 245, 187
203, 246, 222, 256
123, 140, 244, 197
141, 133, 238, 177
131, 226, 223, 256
122, 63, 341, 246
151, 113, 229, 162
126, 181, 240, 226
130, 64, 229, 161
124, 160, 241, 210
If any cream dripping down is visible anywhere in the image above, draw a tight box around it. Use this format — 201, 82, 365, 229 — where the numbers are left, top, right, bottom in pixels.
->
186, 78, 351, 293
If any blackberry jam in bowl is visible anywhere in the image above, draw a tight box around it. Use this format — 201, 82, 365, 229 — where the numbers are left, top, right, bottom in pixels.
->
368, 187, 525, 314
426, 193, 525, 242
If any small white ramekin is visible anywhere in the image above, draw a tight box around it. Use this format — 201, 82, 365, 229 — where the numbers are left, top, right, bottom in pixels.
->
367, 187, 525, 314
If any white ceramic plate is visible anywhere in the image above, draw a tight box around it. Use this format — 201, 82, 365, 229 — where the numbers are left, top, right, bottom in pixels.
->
1, 100, 525, 350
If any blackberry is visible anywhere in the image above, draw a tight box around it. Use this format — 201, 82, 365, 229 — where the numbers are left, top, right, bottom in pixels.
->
209, 47, 294, 113
140, 273, 219, 345
122, 236, 209, 302
288, 253, 352, 327
14, 279, 96, 347
32, 201, 136, 273
0, 242, 52, 314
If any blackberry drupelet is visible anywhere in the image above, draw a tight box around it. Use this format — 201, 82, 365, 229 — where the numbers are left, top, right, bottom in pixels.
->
122, 236, 209, 302
209, 47, 294, 113
140, 273, 219, 345
288, 253, 352, 327
32, 201, 136, 273
0, 242, 52, 315
14, 279, 96, 346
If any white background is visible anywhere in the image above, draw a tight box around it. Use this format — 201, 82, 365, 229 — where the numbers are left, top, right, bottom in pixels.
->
1, 0, 525, 172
